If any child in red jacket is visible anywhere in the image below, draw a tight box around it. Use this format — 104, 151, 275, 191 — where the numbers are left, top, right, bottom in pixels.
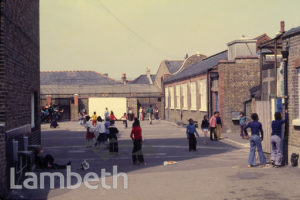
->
130, 118, 145, 165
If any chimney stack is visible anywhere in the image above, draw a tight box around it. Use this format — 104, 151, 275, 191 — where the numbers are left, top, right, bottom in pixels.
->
122, 73, 127, 85
280, 21, 285, 33
146, 67, 153, 84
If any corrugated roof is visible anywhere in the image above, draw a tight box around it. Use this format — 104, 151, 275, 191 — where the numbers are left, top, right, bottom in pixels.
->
40, 71, 120, 85
165, 61, 184, 74
129, 74, 156, 84
283, 26, 300, 38
41, 84, 160, 95
164, 50, 228, 84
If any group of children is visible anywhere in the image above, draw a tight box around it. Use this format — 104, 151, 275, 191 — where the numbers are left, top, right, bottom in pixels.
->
186, 112, 223, 151
187, 110, 289, 168
81, 111, 145, 165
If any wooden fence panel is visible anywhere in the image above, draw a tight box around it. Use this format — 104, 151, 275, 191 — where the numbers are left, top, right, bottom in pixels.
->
255, 101, 272, 153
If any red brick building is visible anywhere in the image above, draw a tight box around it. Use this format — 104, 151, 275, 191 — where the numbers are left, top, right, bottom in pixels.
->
0, 0, 40, 197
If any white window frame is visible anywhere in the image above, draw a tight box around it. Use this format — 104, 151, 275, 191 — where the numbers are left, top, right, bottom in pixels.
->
181, 83, 188, 110
170, 86, 175, 109
165, 87, 169, 108
190, 82, 197, 111
199, 79, 207, 112
176, 85, 181, 109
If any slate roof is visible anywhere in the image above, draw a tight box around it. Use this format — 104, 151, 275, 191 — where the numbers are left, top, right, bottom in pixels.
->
129, 74, 156, 84
165, 61, 184, 74
164, 50, 228, 84
40, 71, 120, 85
283, 26, 300, 38
40, 84, 160, 96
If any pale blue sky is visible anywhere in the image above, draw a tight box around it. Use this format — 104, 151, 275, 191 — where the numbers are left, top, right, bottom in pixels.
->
40, 0, 300, 80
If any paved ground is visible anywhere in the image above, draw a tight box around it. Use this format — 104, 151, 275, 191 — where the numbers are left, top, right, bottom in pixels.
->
8, 120, 300, 200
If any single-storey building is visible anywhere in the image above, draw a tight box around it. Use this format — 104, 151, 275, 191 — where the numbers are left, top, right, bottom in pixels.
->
40, 69, 162, 121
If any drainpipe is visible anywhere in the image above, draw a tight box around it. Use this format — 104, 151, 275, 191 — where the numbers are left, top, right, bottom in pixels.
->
206, 70, 211, 117
282, 45, 289, 165
243, 99, 252, 115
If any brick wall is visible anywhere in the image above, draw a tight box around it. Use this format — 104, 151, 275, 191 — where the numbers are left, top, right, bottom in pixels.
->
0, 0, 40, 197
283, 33, 300, 163
218, 58, 260, 133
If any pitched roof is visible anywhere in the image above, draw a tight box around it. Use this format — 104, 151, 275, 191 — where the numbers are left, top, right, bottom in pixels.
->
40, 84, 160, 96
283, 26, 300, 38
40, 71, 120, 85
165, 61, 184, 74
129, 74, 156, 84
164, 50, 228, 84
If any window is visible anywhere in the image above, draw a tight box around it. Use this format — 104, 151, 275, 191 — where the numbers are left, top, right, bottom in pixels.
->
165, 87, 169, 108
170, 86, 174, 109
190, 82, 197, 110
176, 85, 181, 109
181, 83, 188, 110
199, 79, 207, 111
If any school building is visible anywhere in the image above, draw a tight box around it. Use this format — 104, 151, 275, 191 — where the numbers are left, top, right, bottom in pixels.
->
0, 0, 40, 198
162, 35, 269, 134
40, 69, 162, 121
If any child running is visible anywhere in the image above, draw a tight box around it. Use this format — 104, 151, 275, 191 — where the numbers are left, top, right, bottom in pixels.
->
271, 110, 288, 167
201, 115, 209, 144
84, 115, 95, 147
244, 113, 268, 168
186, 118, 200, 152
130, 118, 145, 165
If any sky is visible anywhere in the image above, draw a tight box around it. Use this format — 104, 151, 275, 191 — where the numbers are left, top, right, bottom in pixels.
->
40, 0, 300, 80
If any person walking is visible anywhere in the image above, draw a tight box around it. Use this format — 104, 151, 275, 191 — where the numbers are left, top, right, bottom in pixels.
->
271, 110, 288, 167
216, 112, 222, 139
209, 112, 218, 141
239, 112, 248, 139
130, 119, 145, 165
186, 118, 200, 152
201, 115, 209, 144
84, 115, 95, 147
121, 113, 128, 128
104, 108, 109, 119
108, 120, 119, 153
110, 111, 117, 121
244, 113, 268, 168
91, 112, 97, 126
147, 105, 154, 125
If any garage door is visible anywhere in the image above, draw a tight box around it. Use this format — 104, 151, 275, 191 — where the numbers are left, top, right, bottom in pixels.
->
88, 97, 127, 119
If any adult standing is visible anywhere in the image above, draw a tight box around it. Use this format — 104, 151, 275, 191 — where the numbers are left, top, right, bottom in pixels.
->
130, 119, 145, 165
209, 112, 218, 141
139, 107, 143, 121
104, 108, 109, 120
244, 113, 267, 167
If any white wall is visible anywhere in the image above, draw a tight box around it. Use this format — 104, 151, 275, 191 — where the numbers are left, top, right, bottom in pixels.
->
88, 97, 127, 119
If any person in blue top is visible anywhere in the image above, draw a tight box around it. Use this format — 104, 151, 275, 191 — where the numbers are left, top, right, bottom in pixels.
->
271, 110, 288, 167
186, 118, 199, 152
244, 113, 267, 167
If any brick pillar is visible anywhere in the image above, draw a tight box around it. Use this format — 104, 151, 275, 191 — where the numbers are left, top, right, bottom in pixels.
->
70, 94, 79, 121
46, 95, 52, 105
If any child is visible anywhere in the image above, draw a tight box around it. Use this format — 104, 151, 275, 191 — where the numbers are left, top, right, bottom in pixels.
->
110, 111, 117, 121
130, 119, 145, 165
244, 113, 267, 168
91, 112, 97, 126
239, 112, 247, 139
201, 115, 209, 144
271, 110, 288, 167
108, 120, 119, 153
209, 112, 218, 141
84, 115, 95, 147
34, 147, 71, 169
121, 113, 128, 128
94, 116, 107, 147
186, 118, 200, 152
216, 112, 222, 139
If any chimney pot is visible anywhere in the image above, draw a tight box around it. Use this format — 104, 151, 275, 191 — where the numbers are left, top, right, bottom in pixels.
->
122, 73, 127, 85
280, 21, 285, 33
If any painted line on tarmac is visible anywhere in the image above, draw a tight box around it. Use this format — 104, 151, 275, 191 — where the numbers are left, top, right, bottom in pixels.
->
223, 138, 250, 148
